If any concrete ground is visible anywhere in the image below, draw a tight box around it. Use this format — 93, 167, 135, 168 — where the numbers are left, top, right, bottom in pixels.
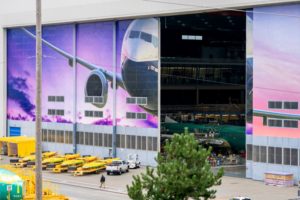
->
1, 156, 299, 200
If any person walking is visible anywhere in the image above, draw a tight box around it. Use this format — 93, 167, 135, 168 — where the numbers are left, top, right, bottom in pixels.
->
100, 174, 106, 188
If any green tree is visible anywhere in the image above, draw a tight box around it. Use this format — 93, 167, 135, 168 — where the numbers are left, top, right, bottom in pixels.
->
127, 131, 223, 200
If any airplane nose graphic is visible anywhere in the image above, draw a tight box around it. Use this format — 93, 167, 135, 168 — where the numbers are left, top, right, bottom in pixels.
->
121, 58, 158, 114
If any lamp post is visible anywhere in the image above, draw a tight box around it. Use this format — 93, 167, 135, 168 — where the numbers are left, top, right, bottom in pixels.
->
35, 0, 43, 199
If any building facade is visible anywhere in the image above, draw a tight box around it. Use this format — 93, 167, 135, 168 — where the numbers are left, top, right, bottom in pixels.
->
1, 0, 300, 176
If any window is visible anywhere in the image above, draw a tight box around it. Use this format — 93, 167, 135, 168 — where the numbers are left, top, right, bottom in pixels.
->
284, 148, 291, 165
268, 147, 275, 164
78, 132, 84, 145
141, 32, 152, 43
88, 132, 94, 145
99, 133, 103, 147
85, 110, 93, 117
137, 97, 147, 105
85, 96, 93, 103
94, 133, 99, 146
268, 101, 282, 109
94, 96, 103, 104
126, 97, 136, 104
121, 135, 126, 148
48, 109, 55, 115
131, 135, 136, 149
65, 131, 72, 144
260, 146, 267, 163
137, 136, 142, 150
137, 113, 147, 120
275, 147, 282, 164
129, 30, 140, 39
42, 129, 47, 142
268, 119, 282, 127
108, 134, 112, 147
247, 144, 252, 160
253, 145, 259, 162
147, 137, 153, 151
284, 120, 298, 128
56, 130, 64, 143
48, 96, 56, 102
56, 96, 64, 102
126, 135, 130, 149
94, 111, 103, 118
284, 102, 298, 109
104, 134, 108, 147
141, 136, 147, 150
152, 137, 158, 151
116, 134, 121, 148
291, 148, 298, 166
56, 110, 64, 116
48, 130, 55, 142
48, 96, 64, 102
126, 112, 136, 119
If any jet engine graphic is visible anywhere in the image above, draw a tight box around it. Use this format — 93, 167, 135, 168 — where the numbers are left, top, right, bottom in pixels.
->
85, 69, 108, 108
22, 18, 159, 115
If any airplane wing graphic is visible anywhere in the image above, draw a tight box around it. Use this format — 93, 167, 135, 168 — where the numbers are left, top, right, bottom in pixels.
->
253, 109, 300, 120
22, 28, 124, 89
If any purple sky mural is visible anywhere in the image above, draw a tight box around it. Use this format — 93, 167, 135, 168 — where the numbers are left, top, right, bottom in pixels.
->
7, 19, 158, 128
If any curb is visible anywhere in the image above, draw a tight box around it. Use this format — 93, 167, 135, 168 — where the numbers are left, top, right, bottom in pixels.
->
45, 178, 128, 195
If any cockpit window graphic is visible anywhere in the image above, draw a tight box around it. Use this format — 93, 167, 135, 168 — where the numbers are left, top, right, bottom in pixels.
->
129, 30, 158, 48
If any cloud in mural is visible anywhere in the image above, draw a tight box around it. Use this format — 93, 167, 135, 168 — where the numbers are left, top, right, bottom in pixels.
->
8, 75, 35, 117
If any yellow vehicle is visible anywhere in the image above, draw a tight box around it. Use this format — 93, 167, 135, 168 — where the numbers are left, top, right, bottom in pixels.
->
52, 155, 97, 173
73, 158, 120, 176
11, 151, 57, 168
42, 153, 80, 170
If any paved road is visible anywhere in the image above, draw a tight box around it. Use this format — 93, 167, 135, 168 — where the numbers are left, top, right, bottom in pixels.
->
57, 183, 130, 200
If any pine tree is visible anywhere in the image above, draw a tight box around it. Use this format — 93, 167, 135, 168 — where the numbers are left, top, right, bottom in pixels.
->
127, 130, 223, 200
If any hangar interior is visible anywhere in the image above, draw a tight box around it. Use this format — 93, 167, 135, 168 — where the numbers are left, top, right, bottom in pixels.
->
160, 11, 246, 166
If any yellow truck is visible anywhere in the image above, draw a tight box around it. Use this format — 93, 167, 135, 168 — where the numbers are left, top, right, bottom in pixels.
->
42, 153, 80, 170
73, 158, 120, 176
52, 155, 97, 173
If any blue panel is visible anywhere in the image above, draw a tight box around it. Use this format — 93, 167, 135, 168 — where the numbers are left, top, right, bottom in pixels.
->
9, 127, 21, 137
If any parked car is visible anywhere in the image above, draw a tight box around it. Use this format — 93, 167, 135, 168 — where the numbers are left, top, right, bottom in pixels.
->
127, 154, 141, 169
231, 197, 251, 200
106, 160, 129, 175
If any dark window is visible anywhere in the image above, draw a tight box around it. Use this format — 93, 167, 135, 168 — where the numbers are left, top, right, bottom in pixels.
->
152, 137, 158, 151
253, 145, 259, 162
275, 147, 282, 164
131, 135, 136, 149
48, 96, 55, 102
284, 148, 291, 165
56, 96, 64, 102
94, 111, 103, 118
284, 120, 298, 128
291, 148, 298, 166
42, 129, 47, 142
137, 136, 142, 150
142, 136, 147, 150
129, 30, 140, 39
137, 113, 147, 120
268, 101, 282, 109
141, 32, 152, 43
247, 144, 252, 160
284, 102, 298, 109
268, 147, 275, 164
268, 119, 282, 127
85, 96, 93, 103
116, 134, 121, 148
126, 135, 130, 149
126, 97, 136, 104
260, 146, 267, 163
121, 135, 125, 148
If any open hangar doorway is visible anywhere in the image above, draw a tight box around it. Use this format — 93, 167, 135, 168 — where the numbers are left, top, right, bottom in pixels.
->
160, 11, 246, 174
